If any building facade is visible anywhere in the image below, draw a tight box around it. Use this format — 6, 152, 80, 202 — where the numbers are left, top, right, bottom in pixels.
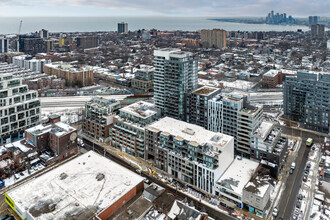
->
131, 67, 154, 92
200, 29, 227, 48
39, 29, 49, 39
76, 36, 98, 49
311, 24, 325, 38
262, 69, 283, 88
242, 172, 272, 218
145, 117, 234, 195
0, 37, 8, 54
118, 22, 128, 33
215, 157, 259, 209
83, 97, 120, 142
237, 105, 263, 158
110, 101, 161, 158
24, 116, 78, 164
0, 73, 40, 144
44, 61, 94, 87
13, 55, 51, 73
283, 71, 330, 133
153, 49, 198, 121
186, 86, 221, 129
250, 122, 288, 178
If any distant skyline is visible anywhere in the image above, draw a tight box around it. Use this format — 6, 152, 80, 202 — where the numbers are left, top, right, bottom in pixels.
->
0, 0, 329, 17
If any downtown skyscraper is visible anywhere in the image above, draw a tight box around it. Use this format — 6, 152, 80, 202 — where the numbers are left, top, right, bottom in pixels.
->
153, 49, 198, 121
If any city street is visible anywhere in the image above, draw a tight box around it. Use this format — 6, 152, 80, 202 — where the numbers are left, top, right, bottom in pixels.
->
275, 125, 329, 219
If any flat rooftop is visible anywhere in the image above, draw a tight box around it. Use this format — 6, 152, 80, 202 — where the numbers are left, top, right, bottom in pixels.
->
264, 69, 279, 77
6, 151, 144, 220
217, 157, 259, 195
244, 168, 275, 197
193, 86, 220, 96
253, 122, 273, 139
120, 101, 158, 119
147, 117, 233, 149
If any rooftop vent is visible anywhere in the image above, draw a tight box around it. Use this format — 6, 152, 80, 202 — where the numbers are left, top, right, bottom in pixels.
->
96, 173, 105, 181
182, 128, 195, 135
48, 204, 56, 212
211, 135, 221, 142
59, 172, 68, 180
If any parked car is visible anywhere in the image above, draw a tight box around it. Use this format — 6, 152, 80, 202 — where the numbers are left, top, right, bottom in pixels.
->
289, 168, 294, 174
306, 163, 311, 169
303, 175, 308, 182
296, 201, 301, 209
291, 162, 296, 169
272, 207, 278, 217
135, 169, 142, 174
143, 178, 150, 184
298, 194, 303, 200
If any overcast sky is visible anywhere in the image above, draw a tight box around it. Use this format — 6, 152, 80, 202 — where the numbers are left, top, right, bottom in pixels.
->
0, 0, 328, 17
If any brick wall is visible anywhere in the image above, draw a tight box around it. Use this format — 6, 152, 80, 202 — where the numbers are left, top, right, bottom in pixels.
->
97, 181, 144, 220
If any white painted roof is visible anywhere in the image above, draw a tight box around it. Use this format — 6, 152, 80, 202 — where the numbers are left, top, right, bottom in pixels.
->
147, 117, 233, 149
217, 157, 259, 195
253, 121, 273, 139
7, 151, 144, 220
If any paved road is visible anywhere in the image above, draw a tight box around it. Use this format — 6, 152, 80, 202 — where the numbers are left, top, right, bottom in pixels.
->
276, 125, 328, 219
82, 138, 235, 220
276, 145, 310, 220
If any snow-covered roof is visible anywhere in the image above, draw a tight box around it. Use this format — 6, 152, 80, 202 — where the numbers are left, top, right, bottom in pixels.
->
217, 157, 259, 195
253, 122, 273, 139
120, 101, 158, 119
5, 140, 33, 153
264, 69, 279, 77
7, 151, 144, 220
147, 117, 233, 150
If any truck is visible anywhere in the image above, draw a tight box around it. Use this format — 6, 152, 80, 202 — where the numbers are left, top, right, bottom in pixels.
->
306, 138, 313, 147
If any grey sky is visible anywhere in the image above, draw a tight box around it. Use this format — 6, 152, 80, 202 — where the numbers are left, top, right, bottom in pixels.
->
0, 0, 328, 17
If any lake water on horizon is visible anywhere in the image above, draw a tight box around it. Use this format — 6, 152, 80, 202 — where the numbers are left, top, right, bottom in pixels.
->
0, 16, 311, 34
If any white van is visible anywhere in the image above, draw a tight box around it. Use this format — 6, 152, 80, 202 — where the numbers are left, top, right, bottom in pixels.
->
291, 162, 296, 170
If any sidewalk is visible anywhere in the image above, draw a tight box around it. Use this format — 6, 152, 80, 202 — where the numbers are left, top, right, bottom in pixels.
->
266, 137, 302, 220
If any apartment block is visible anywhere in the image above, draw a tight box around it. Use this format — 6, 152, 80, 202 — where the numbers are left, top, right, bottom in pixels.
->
83, 97, 120, 142
39, 29, 49, 39
250, 122, 288, 178
186, 86, 221, 129
118, 22, 128, 33
145, 117, 234, 194
44, 61, 94, 87
208, 93, 263, 157
0, 37, 8, 54
237, 104, 263, 158
76, 36, 98, 49
311, 24, 325, 38
0, 73, 40, 144
110, 101, 161, 158
131, 67, 154, 92
283, 71, 330, 133
208, 94, 245, 151
13, 55, 51, 73
154, 48, 198, 120
200, 29, 227, 48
